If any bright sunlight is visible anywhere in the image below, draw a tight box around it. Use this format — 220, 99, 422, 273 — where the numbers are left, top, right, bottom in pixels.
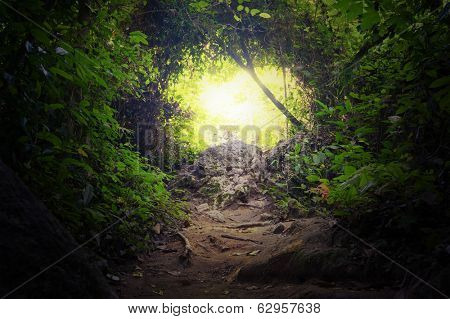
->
168, 65, 300, 149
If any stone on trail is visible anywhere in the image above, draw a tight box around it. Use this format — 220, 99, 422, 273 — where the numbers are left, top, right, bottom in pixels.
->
197, 203, 210, 213
152, 223, 161, 235
174, 140, 266, 208
259, 213, 275, 221
273, 223, 285, 234
205, 210, 226, 223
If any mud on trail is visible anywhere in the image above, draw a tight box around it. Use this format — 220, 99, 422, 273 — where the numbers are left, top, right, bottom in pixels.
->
116, 141, 397, 298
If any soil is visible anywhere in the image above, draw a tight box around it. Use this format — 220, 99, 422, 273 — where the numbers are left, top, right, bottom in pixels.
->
115, 195, 396, 298
114, 141, 400, 298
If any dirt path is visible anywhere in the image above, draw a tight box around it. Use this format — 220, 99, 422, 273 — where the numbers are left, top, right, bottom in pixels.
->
115, 195, 395, 298
113, 141, 399, 298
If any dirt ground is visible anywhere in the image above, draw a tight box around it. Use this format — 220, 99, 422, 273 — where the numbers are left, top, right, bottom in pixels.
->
115, 195, 396, 298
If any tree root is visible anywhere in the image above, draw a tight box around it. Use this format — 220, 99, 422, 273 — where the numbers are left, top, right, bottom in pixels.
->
221, 234, 263, 244
177, 231, 193, 267
227, 221, 271, 229
238, 203, 269, 209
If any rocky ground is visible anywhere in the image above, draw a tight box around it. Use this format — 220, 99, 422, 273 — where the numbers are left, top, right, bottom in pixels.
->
115, 140, 402, 298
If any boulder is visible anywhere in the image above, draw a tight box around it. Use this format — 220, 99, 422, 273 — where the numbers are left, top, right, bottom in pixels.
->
237, 218, 374, 284
174, 140, 266, 208
0, 161, 116, 298
205, 210, 226, 223
273, 223, 286, 234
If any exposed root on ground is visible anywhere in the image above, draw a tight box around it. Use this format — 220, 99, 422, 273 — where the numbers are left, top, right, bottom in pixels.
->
115, 141, 400, 298
177, 232, 193, 268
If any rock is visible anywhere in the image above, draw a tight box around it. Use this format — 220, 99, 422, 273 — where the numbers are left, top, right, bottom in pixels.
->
248, 250, 261, 256
177, 173, 196, 188
152, 289, 164, 296
237, 217, 391, 287
206, 210, 226, 223
248, 198, 268, 208
174, 140, 265, 208
273, 223, 285, 234
0, 160, 116, 298
106, 274, 120, 281
232, 252, 247, 256
166, 270, 181, 277
197, 203, 210, 213
246, 285, 259, 290
259, 213, 274, 221
285, 220, 305, 235
208, 235, 229, 252
152, 223, 161, 235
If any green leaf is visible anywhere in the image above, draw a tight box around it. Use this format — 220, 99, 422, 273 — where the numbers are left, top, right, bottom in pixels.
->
334, 210, 351, 216
359, 172, 374, 192
343, 165, 356, 176
37, 131, 62, 148
45, 103, 64, 112
62, 158, 94, 174
306, 175, 320, 182
116, 161, 126, 171
361, 9, 380, 31
237, 5, 244, 11
93, 73, 108, 88
30, 28, 51, 46
259, 12, 271, 19
250, 8, 260, 16
189, 0, 209, 11
429, 76, 450, 89
49, 67, 73, 81
233, 14, 241, 22
315, 99, 327, 109
346, 0, 363, 19
312, 152, 326, 164
85, 208, 106, 222
322, 0, 336, 5
129, 31, 148, 45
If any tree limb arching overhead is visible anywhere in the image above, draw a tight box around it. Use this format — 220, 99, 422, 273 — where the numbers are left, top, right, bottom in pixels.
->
224, 36, 303, 128
183, 4, 302, 129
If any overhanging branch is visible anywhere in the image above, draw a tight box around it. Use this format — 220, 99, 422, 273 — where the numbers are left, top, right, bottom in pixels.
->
183, 7, 302, 128
230, 37, 303, 128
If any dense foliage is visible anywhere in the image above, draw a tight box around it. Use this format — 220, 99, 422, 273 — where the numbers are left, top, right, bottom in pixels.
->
283, 0, 449, 226
0, 0, 184, 250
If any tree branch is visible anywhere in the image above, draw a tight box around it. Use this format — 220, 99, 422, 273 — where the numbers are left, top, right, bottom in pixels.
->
234, 38, 303, 127
183, 6, 302, 128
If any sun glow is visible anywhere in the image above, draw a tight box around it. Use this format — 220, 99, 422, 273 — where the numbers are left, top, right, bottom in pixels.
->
169, 65, 300, 149
199, 82, 259, 126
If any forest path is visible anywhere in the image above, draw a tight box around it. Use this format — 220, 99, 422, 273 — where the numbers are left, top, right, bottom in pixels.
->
115, 140, 395, 298
116, 196, 393, 298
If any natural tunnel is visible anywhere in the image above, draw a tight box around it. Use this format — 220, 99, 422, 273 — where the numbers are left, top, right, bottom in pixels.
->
0, 0, 449, 307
